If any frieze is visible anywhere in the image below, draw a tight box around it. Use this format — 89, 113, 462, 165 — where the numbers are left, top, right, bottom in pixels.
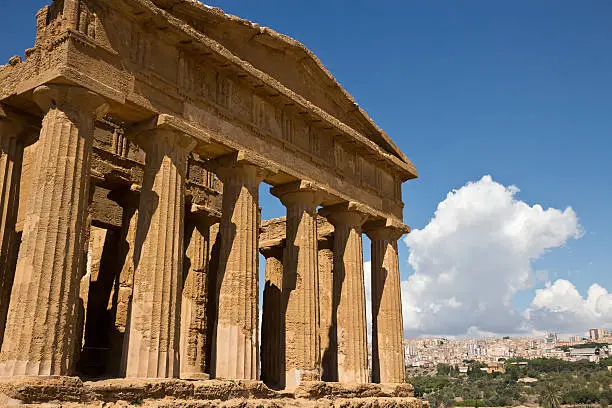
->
216, 74, 232, 109
178, 51, 215, 101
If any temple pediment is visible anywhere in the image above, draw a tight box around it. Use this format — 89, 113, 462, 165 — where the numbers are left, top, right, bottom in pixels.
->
151, 0, 413, 167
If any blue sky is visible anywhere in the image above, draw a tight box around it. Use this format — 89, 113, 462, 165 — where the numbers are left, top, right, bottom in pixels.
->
2, 1, 611, 336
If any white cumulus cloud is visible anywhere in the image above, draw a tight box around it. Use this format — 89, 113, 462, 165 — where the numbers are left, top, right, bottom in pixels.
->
401, 175, 582, 337
526, 280, 612, 333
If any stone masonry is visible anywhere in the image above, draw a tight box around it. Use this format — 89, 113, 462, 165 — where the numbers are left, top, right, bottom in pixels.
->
0, 0, 419, 405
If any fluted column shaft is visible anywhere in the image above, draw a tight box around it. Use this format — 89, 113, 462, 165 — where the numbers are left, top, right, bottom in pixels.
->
0, 112, 28, 348
260, 246, 283, 388
318, 237, 336, 382
213, 162, 264, 380
273, 184, 321, 387
322, 205, 369, 384
366, 226, 406, 383
126, 129, 192, 378
180, 214, 212, 379
0, 85, 108, 377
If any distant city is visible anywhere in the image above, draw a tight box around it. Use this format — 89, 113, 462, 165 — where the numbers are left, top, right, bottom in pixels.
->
404, 328, 612, 371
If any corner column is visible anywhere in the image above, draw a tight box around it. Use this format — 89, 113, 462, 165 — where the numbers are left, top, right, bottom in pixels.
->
0, 107, 32, 348
0, 85, 108, 377
365, 222, 408, 383
260, 244, 284, 388
180, 206, 217, 379
212, 153, 268, 380
272, 181, 322, 387
320, 203, 369, 384
125, 127, 195, 378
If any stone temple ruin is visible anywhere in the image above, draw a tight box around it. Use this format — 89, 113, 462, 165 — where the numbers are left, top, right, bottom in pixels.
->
0, 0, 423, 406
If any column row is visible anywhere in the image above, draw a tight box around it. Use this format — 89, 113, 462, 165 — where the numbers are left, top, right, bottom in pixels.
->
0, 84, 267, 380
0, 83, 408, 385
261, 203, 408, 386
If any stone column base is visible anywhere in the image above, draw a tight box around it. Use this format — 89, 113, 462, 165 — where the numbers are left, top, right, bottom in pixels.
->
0, 377, 427, 407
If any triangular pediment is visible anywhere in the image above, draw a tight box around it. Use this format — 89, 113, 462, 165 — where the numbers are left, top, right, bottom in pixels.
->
150, 0, 412, 167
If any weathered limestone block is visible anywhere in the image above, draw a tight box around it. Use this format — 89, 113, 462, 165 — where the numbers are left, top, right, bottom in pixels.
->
318, 236, 336, 382
90, 186, 124, 229
212, 156, 266, 380
260, 245, 284, 388
180, 211, 214, 379
126, 128, 195, 378
294, 381, 414, 399
0, 84, 108, 377
0, 377, 425, 407
259, 215, 333, 243
272, 181, 322, 388
320, 203, 369, 384
365, 223, 408, 384
0, 107, 31, 348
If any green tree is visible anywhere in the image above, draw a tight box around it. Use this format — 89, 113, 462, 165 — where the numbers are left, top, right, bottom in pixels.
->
539, 383, 561, 408
468, 361, 487, 378
437, 363, 452, 376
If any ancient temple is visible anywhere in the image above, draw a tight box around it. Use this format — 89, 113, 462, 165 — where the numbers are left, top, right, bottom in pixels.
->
0, 0, 421, 405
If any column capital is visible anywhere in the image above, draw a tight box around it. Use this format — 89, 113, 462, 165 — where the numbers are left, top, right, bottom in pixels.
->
189, 203, 221, 226
129, 117, 199, 155
129, 114, 206, 153
0, 104, 39, 146
0, 105, 26, 135
33, 84, 109, 119
260, 243, 284, 260
209, 150, 278, 184
270, 180, 324, 207
319, 201, 369, 228
364, 219, 410, 241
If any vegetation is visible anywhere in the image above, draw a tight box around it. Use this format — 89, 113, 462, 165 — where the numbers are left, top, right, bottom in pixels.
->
408, 358, 612, 407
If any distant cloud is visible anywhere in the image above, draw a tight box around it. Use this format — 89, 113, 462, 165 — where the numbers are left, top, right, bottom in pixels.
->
399, 175, 582, 337
526, 280, 612, 333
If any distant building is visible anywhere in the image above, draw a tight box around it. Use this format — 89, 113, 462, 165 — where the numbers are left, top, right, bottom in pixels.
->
589, 328, 610, 340
569, 347, 601, 363
485, 362, 506, 374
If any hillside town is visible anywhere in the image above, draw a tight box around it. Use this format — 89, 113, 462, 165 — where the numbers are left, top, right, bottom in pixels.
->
404, 328, 612, 371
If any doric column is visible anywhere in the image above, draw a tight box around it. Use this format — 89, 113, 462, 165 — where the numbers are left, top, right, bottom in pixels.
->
180, 207, 216, 379
125, 127, 195, 379
318, 236, 336, 382
0, 85, 108, 377
211, 153, 268, 380
272, 181, 322, 387
0, 107, 32, 348
260, 244, 284, 388
320, 203, 369, 384
365, 221, 408, 383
